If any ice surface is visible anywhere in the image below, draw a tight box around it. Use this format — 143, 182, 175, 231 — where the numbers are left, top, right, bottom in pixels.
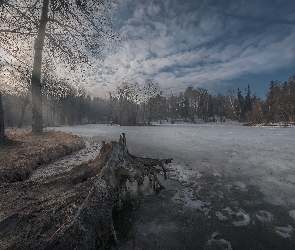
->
289, 210, 295, 221
234, 182, 247, 192
172, 188, 207, 210
167, 163, 202, 184
49, 123, 295, 206
216, 211, 228, 221
275, 225, 293, 238
47, 124, 295, 242
218, 207, 250, 226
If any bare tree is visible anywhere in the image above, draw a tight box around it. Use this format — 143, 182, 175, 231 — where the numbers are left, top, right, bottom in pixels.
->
116, 81, 139, 125
0, 0, 118, 133
141, 79, 161, 124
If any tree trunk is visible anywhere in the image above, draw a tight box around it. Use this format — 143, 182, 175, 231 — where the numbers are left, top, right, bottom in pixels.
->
0, 92, 5, 143
18, 93, 30, 128
31, 0, 49, 133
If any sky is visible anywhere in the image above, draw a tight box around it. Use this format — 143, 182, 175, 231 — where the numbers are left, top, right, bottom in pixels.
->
87, 0, 295, 99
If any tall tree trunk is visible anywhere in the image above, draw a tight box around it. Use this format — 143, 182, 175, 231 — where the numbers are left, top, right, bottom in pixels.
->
31, 0, 49, 133
0, 92, 5, 143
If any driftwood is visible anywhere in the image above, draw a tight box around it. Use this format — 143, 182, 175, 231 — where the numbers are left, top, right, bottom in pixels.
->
0, 134, 172, 249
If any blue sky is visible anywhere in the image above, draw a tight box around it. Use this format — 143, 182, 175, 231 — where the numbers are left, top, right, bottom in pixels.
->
89, 0, 295, 98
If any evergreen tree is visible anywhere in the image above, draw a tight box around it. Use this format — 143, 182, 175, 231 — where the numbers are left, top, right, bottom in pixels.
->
237, 88, 244, 120
244, 84, 252, 114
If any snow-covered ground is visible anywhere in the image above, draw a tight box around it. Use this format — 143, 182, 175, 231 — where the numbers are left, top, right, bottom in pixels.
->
48, 123, 295, 249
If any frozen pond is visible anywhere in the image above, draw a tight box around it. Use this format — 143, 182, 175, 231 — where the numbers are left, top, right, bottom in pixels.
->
47, 124, 295, 249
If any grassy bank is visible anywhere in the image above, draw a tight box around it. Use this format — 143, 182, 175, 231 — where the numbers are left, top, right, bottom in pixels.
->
0, 128, 85, 183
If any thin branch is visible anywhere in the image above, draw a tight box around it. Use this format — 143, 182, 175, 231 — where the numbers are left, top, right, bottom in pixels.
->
48, 17, 86, 38
45, 32, 73, 57
3, 2, 39, 27
0, 29, 37, 35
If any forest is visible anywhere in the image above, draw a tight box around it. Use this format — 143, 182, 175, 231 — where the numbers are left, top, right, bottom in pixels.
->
0, 0, 294, 130
1, 75, 295, 127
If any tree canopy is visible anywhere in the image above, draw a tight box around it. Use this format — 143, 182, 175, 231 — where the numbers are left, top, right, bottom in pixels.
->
0, 0, 118, 132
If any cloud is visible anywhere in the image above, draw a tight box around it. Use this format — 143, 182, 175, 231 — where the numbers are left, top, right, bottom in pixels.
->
86, 0, 295, 98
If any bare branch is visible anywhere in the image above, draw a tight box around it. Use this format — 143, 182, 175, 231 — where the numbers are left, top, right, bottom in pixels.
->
45, 32, 73, 57
3, 2, 39, 27
0, 29, 37, 35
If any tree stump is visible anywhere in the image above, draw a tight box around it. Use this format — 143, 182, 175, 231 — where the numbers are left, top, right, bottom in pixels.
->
0, 134, 172, 249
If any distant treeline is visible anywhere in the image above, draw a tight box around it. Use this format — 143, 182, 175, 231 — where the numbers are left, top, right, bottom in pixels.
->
2, 75, 295, 127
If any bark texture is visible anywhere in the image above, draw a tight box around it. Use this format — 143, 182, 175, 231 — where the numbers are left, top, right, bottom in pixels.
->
0, 134, 172, 249
31, 0, 49, 133
0, 92, 5, 143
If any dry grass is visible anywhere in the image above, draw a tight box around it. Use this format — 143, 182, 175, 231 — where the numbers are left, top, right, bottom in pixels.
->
0, 128, 85, 183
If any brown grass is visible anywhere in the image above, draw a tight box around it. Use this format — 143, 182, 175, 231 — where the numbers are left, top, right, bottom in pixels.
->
0, 128, 85, 183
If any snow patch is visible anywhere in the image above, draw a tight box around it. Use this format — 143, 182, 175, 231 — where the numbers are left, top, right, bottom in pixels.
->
204, 232, 233, 250
275, 225, 293, 238
172, 188, 210, 212
31, 140, 100, 179
233, 211, 251, 226
216, 211, 228, 221
256, 210, 273, 222
223, 207, 235, 215
234, 182, 247, 192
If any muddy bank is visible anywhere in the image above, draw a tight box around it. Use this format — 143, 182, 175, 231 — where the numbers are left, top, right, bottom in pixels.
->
0, 128, 85, 183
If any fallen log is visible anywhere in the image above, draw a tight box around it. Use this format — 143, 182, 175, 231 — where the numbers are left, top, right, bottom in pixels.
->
0, 133, 172, 249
